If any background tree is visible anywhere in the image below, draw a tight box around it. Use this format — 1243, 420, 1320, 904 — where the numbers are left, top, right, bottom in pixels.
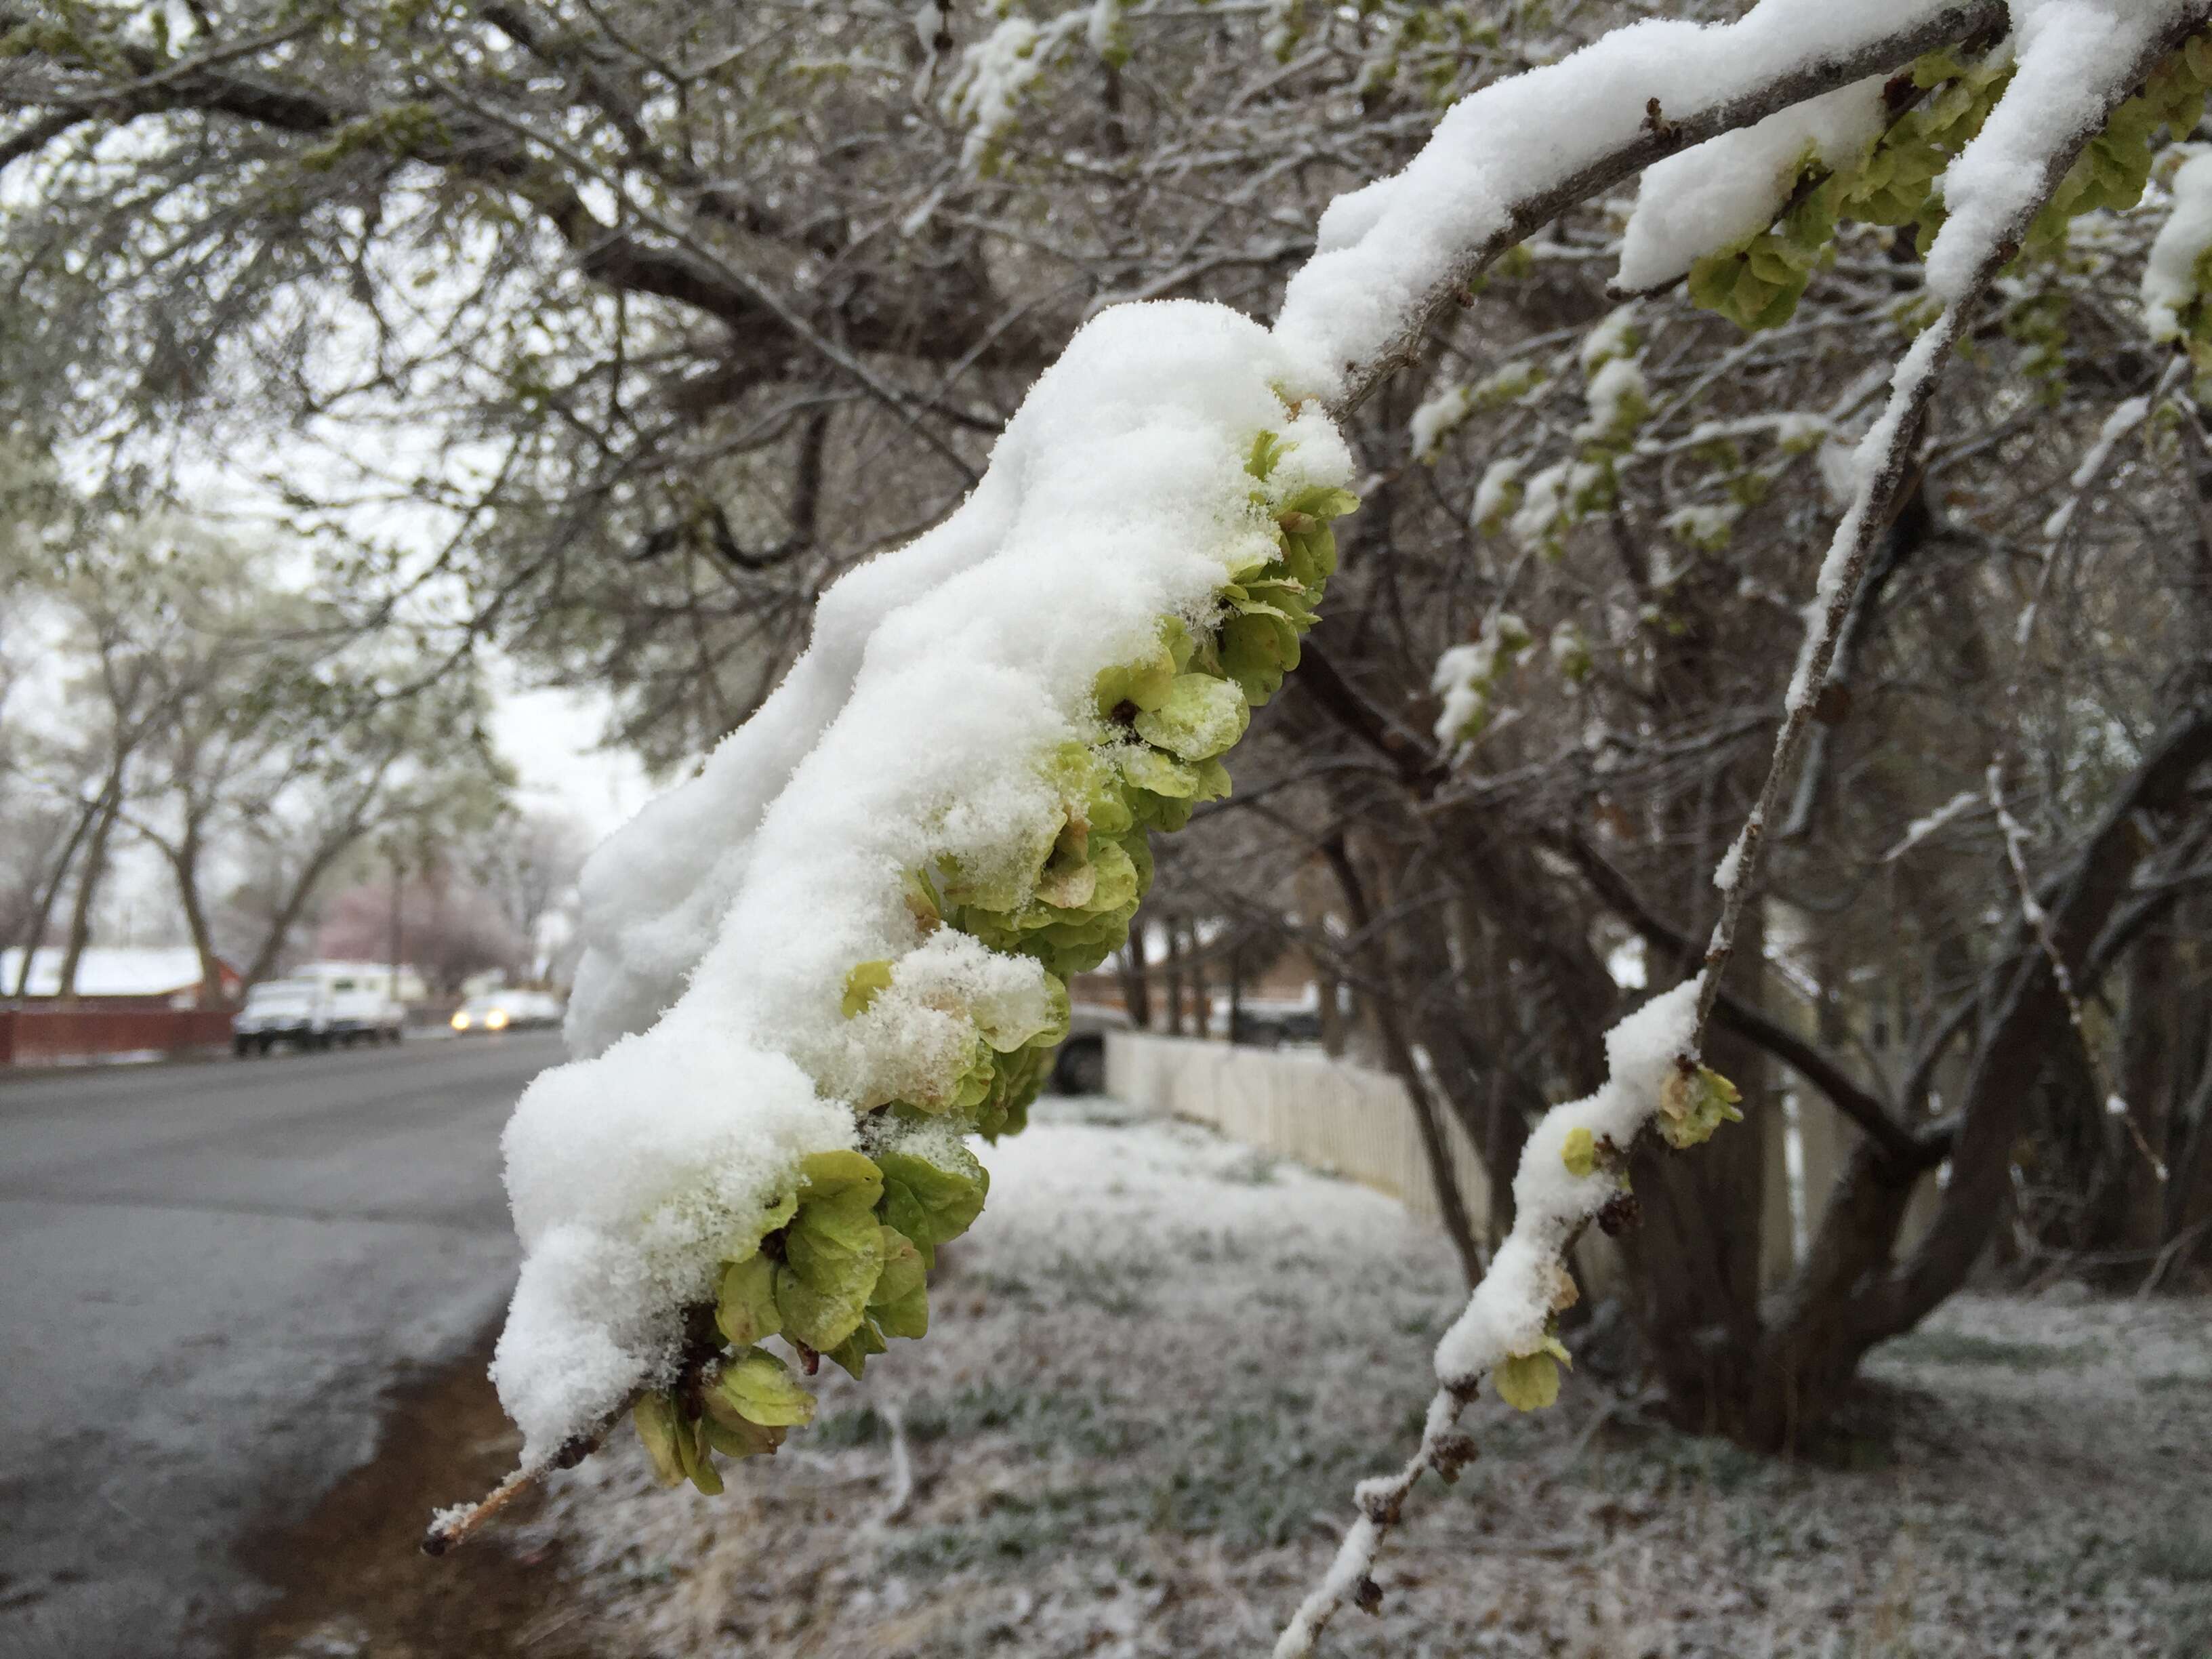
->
1, 510, 516, 995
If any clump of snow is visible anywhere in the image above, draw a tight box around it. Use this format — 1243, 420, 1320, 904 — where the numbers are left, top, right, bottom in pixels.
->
1577, 353, 1650, 443
1578, 304, 1641, 375
495, 1040, 847, 1460
941, 12, 1084, 173
1616, 75, 1889, 293
1662, 501, 1740, 552
1471, 456, 1524, 530
1085, 0, 1126, 62
500, 302, 1353, 1465
1711, 815, 1759, 893
1772, 409, 1830, 452
1429, 613, 1530, 750
1509, 461, 1574, 550
2144, 148, 2212, 339
1408, 380, 1475, 462
1925, 0, 2186, 302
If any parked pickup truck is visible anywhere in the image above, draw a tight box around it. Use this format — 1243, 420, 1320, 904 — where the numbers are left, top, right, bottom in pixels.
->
233, 975, 405, 1055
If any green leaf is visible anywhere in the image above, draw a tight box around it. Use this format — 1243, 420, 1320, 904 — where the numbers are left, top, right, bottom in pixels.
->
703, 1413, 784, 1460
876, 1145, 989, 1249
1221, 612, 1298, 705
1246, 430, 1286, 480
1085, 838, 1140, 915
1560, 1127, 1596, 1179
1134, 673, 1250, 761
868, 1225, 930, 1338
786, 1191, 887, 1298
798, 1149, 885, 1210
716, 1252, 783, 1349
674, 1414, 724, 1495
1035, 839, 1097, 910
1118, 744, 1200, 798
774, 1263, 863, 1349
1281, 485, 1359, 523
1657, 1063, 1744, 1150
632, 1391, 687, 1488
1493, 1350, 1561, 1412
825, 1318, 888, 1380
1094, 640, 1177, 716
842, 959, 893, 1018
713, 1347, 819, 1428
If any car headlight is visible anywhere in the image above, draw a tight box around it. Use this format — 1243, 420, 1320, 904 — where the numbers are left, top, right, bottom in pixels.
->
451, 1012, 471, 1031
486, 1010, 510, 1031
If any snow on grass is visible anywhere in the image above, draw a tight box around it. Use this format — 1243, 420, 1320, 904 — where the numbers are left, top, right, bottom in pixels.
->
523, 1100, 2212, 1659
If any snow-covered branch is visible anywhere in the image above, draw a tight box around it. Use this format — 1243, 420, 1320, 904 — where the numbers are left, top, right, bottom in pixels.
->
1292, 0, 2009, 413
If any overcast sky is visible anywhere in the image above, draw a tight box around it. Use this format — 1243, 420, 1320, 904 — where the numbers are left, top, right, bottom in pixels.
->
489, 672, 659, 844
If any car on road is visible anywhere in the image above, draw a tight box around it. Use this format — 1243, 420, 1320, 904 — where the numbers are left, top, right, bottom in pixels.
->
1050, 1002, 1130, 1094
449, 989, 564, 1035
232, 975, 405, 1054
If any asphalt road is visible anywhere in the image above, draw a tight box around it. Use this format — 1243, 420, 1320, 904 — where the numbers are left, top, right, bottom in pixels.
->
0, 1031, 562, 1659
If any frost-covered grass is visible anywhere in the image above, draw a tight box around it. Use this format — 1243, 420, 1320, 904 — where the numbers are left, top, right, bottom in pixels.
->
523, 1100, 2212, 1658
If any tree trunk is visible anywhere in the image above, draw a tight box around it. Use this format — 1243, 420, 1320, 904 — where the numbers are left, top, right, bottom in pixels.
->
1118, 920, 1152, 1031
2156, 1060, 2212, 1286
1177, 917, 1204, 1036
9, 787, 105, 997
56, 782, 125, 1003
240, 827, 367, 987
164, 827, 226, 1008
1735, 699, 2212, 1442
1618, 740, 1775, 1434
1162, 916, 1188, 1037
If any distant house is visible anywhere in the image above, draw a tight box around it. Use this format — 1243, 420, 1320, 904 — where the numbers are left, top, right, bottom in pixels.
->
0, 946, 241, 1008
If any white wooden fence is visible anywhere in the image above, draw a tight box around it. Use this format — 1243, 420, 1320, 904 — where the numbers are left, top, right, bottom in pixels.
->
1106, 1031, 1494, 1239
1105, 1031, 1927, 1289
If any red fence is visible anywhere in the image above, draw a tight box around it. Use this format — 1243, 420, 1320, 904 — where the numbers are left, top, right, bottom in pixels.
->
0, 1007, 235, 1067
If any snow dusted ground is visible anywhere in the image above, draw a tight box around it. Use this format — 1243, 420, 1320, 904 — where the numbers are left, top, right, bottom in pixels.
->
520, 1099, 2212, 1658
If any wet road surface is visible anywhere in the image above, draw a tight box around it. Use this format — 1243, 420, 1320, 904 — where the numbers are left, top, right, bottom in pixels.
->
0, 1032, 559, 1659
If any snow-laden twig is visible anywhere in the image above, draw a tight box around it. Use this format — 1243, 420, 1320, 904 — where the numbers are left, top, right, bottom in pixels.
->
1299, 0, 2009, 416
1880, 788, 1982, 863
1273, 979, 1721, 1656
